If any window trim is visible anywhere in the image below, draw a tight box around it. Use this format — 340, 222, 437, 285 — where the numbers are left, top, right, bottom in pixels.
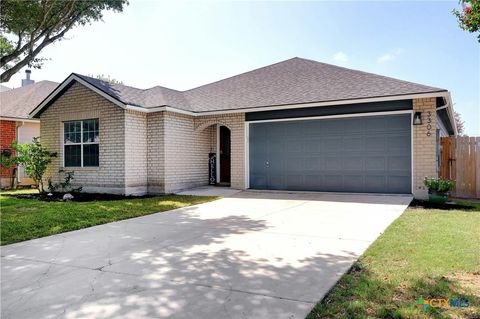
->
63, 119, 99, 167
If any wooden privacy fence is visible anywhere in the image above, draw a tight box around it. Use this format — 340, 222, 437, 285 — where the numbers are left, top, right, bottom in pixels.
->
440, 136, 480, 199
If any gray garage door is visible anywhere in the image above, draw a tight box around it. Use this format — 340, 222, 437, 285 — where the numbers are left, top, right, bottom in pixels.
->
249, 114, 411, 194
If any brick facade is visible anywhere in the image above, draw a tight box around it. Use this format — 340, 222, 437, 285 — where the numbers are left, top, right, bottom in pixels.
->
412, 97, 438, 199
41, 82, 126, 194
39, 83, 246, 194
194, 113, 246, 190
39, 82, 441, 198
0, 120, 16, 182
125, 110, 148, 194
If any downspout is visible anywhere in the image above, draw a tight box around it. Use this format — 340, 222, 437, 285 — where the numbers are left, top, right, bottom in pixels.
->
15, 121, 24, 185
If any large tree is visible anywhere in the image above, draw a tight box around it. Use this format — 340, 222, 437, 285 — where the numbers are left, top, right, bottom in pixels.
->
453, 0, 480, 42
0, 0, 128, 82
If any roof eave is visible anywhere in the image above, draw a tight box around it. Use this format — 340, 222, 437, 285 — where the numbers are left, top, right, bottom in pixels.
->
29, 74, 127, 119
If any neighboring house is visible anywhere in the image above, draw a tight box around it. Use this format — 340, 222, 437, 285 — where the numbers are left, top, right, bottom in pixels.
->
0, 85, 12, 92
0, 71, 58, 187
30, 57, 456, 199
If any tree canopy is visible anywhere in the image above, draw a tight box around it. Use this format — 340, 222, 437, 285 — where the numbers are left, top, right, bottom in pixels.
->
0, 0, 128, 82
453, 0, 480, 42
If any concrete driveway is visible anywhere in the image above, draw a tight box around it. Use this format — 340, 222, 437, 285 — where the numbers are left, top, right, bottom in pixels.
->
1, 191, 411, 319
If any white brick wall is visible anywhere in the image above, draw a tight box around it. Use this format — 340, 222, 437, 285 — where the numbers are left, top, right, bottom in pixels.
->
41, 82, 126, 194
146, 112, 165, 193
412, 97, 438, 199
163, 112, 214, 193
125, 110, 148, 195
194, 113, 246, 190
43, 83, 437, 198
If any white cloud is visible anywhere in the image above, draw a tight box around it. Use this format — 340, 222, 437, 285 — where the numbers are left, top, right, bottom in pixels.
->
377, 48, 404, 63
333, 51, 348, 63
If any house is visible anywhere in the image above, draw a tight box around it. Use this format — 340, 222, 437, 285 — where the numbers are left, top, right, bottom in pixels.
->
30, 57, 456, 199
0, 70, 58, 187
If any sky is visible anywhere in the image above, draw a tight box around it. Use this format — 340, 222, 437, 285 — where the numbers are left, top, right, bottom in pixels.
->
4, 0, 480, 135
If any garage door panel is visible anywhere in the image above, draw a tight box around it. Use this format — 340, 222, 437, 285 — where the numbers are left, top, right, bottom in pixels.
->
364, 117, 387, 132
387, 115, 411, 131
249, 114, 411, 194
344, 157, 364, 170
325, 157, 343, 170
365, 157, 386, 170
365, 175, 387, 192
387, 176, 410, 193
343, 137, 364, 151
388, 156, 410, 170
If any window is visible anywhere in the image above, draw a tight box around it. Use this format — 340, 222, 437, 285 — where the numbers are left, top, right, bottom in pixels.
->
64, 119, 99, 167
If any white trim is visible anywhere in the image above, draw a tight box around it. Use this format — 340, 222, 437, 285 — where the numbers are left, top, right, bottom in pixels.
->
195, 92, 447, 116
30, 76, 447, 119
124, 105, 196, 116
30, 74, 126, 118
411, 111, 414, 194
245, 122, 250, 189
444, 92, 457, 136
62, 119, 99, 168
245, 109, 412, 123
216, 124, 220, 183
0, 116, 39, 123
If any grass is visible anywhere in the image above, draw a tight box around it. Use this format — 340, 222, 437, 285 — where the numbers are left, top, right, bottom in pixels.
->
0, 189, 217, 245
308, 201, 480, 319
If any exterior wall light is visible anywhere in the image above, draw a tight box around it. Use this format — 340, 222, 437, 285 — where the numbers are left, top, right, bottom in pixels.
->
413, 112, 422, 125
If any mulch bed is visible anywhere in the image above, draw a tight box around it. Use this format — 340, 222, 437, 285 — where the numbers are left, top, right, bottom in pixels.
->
409, 199, 476, 211
12, 192, 156, 202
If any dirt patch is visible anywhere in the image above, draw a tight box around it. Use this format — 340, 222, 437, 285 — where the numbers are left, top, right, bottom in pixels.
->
409, 199, 476, 211
12, 192, 156, 202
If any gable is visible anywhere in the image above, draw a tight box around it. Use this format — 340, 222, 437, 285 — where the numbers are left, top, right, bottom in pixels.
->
39, 81, 124, 120
31, 74, 126, 118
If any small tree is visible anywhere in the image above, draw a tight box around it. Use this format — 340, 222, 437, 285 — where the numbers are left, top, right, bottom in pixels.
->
454, 111, 465, 136
14, 138, 56, 192
453, 0, 480, 42
89, 74, 124, 85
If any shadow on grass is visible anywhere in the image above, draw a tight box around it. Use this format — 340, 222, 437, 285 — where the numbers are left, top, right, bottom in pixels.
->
308, 261, 480, 319
408, 199, 479, 212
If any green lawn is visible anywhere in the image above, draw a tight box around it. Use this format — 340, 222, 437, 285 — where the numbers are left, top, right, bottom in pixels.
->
308, 201, 480, 319
0, 189, 217, 245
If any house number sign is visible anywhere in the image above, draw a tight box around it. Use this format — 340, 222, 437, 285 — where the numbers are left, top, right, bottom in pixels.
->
426, 111, 432, 137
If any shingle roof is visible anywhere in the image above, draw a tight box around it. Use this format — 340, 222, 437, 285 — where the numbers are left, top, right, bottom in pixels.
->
0, 85, 11, 92
74, 74, 190, 110
1, 81, 58, 119
183, 57, 446, 112
68, 57, 447, 113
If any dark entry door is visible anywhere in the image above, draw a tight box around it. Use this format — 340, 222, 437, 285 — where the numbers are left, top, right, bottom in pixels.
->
249, 114, 411, 194
219, 126, 231, 184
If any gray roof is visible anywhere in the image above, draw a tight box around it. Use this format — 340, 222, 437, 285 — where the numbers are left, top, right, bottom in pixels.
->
74, 57, 446, 113
0, 85, 11, 92
74, 74, 190, 110
1, 81, 58, 119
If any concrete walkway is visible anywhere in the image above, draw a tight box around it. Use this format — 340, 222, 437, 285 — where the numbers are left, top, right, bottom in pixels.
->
1, 191, 411, 319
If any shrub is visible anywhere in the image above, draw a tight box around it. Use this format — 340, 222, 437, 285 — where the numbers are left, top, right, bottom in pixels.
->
48, 170, 82, 193
423, 177, 455, 193
14, 138, 57, 193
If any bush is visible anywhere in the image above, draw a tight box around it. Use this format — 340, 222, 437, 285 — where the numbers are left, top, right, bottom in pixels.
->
14, 138, 56, 193
423, 177, 455, 193
48, 170, 82, 193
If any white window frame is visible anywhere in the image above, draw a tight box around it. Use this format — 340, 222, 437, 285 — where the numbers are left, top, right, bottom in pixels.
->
63, 119, 99, 167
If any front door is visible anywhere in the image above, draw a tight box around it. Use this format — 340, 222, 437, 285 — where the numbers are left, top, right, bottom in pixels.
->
219, 126, 231, 184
